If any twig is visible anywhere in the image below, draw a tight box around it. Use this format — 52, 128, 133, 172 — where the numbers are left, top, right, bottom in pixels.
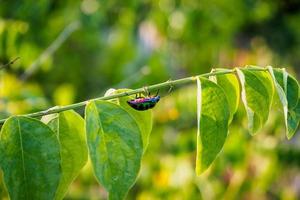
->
0, 57, 20, 70
0, 67, 268, 125
21, 21, 81, 80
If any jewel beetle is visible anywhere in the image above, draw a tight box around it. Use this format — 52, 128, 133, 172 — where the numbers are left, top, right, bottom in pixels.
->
127, 91, 160, 111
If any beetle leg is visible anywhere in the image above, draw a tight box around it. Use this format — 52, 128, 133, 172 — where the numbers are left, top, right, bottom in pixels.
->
155, 89, 160, 97
167, 79, 173, 94
168, 85, 173, 93
143, 86, 149, 97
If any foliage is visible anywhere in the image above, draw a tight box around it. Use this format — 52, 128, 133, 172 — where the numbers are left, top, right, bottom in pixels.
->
0, 66, 299, 199
85, 100, 143, 200
42, 110, 88, 200
236, 68, 274, 134
0, 117, 61, 200
196, 77, 230, 174
1, 0, 300, 199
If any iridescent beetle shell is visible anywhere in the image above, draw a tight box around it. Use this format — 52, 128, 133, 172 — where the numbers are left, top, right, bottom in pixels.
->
127, 95, 160, 111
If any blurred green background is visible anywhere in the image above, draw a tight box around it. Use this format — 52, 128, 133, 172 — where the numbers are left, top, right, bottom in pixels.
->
1, 0, 300, 199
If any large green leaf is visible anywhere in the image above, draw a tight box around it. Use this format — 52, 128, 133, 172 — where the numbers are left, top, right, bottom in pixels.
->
196, 77, 230, 174
85, 100, 143, 200
268, 67, 300, 138
42, 110, 88, 200
211, 69, 240, 122
0, 116, 61, 200
105, 88, 153, 152
236, 68, 274, 134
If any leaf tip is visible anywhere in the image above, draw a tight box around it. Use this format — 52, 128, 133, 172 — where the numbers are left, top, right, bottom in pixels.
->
196, 164, 211, 176
286, 131, 295, 140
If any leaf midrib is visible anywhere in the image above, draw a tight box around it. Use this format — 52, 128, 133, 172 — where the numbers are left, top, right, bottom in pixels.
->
17, 118, 28, 198
93, 103, 112, 187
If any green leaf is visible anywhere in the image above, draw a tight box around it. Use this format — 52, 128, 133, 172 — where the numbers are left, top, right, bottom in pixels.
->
268, 67, 300, 138
196, 77, 230, 174
272, 68, 299, 109
287, 100, 300, 137
236, 68, 274, 134
105, 88, 153, 152
85, 100, 143, 200
42, 110, 88, 200
211, 69, 240, 122
0, 116, 61, 200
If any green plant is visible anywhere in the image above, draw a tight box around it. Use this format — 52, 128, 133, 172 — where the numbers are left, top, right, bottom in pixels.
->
0, 66, 299, 200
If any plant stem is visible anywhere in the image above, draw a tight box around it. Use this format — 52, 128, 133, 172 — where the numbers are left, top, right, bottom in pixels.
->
0, 57, 20, 70
0, 67, 268, 124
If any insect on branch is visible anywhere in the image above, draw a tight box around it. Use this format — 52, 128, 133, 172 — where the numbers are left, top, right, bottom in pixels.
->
0, 67, 268, 125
